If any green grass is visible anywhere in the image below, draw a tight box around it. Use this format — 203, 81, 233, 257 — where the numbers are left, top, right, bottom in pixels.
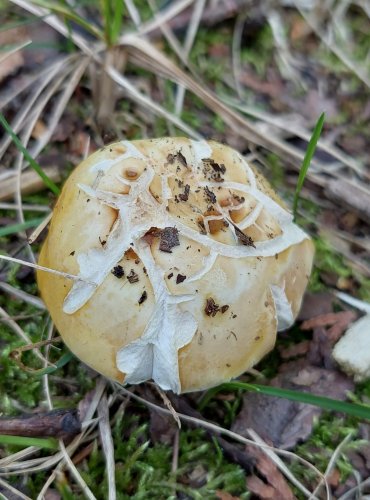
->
0, 435, 59, 449
293, 112, 325, 220
200, 382, 370, 421
0, 218, 45, 238
0, 113, 60, 196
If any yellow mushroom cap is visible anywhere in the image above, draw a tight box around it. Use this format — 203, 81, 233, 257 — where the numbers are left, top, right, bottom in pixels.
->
38, 138, 314, 393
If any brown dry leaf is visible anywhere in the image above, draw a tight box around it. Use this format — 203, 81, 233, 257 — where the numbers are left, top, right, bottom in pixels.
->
239, 70, 284, 98
290, 15, 312, 41
306, 326, 335, 369
232, 363, 354, 449
44, 489, 62, 500
0, 51, 24, 82
301, 310, 357, 332
187, 464, 208, 488
246, 446, 295, 499
31, 120, 47, 140
246, 476, 275, 499
215, 490, 240, 500
297, 292, 334, 321
301, 310, 358, 351
69, 130, 96, 157
279, 340, 310, 360
0, 166, 61, 202
72, 442, 95, 466
149, 409, 177, 445
327, 468, 341, 488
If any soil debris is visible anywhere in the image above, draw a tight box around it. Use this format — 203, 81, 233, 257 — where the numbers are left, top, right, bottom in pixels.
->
127, 269, 139, 283
159, 227, 180, 253
111, 265, 124, 278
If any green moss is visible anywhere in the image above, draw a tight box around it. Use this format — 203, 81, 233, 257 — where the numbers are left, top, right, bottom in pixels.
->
292, 415, 360, 486
241, 25, 274, 76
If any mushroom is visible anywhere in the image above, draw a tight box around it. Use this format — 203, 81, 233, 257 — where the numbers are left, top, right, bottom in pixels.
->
37, 138, 314, 393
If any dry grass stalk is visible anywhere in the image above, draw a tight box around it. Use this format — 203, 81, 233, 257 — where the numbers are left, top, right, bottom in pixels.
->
0, 254, 93, 284
0, 477, 32, 500
98, 393, 116, 500
27, 213, 53, 245
0, 166, 61, 201
311, 431, 354, 499
0, 282, 45, 310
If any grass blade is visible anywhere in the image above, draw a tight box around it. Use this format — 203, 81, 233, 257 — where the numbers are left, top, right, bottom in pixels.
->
100, 0, 112, 45
0, 218, 45, 238
200, 381, 370, 421
0, 435, 59, 449
35, 351, 74, 377
111, 0, 124, 44
0, 113, 60, 196
30, 0, 104, 40
293, 112, 325, 220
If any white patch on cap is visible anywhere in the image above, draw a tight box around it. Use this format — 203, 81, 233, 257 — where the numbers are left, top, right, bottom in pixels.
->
190, 140, 212, 170
270, 284, 294, 331
116, 241, 196, 393
187, 251, 217, 283
90, 141, 145, 173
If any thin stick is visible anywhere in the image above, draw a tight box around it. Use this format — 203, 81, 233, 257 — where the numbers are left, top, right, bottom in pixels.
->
232, 11, 247, 100
153, 385, 181, 428
28, 213, 52, 244
310, 432, 353, 499
0, 39, 32, 64
334, 291, 370, 314
0, 202, 50, 212
174, 0, 206, 115
171, 428, 180, 475
59, 441, 97, 500
0, 254, 95, 284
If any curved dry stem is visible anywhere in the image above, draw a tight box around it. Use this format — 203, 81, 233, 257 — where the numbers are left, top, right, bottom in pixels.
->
0, 305, 45, 363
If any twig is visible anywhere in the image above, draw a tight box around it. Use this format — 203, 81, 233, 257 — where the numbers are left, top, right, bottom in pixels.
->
310, 431, 353, 499
59, 441, 97, 500
0, 409, 81, 439
27, 213, 52, 244
153, 384, 181, 428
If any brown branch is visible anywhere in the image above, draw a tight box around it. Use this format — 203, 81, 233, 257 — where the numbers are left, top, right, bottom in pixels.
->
0, 409, 81, 439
